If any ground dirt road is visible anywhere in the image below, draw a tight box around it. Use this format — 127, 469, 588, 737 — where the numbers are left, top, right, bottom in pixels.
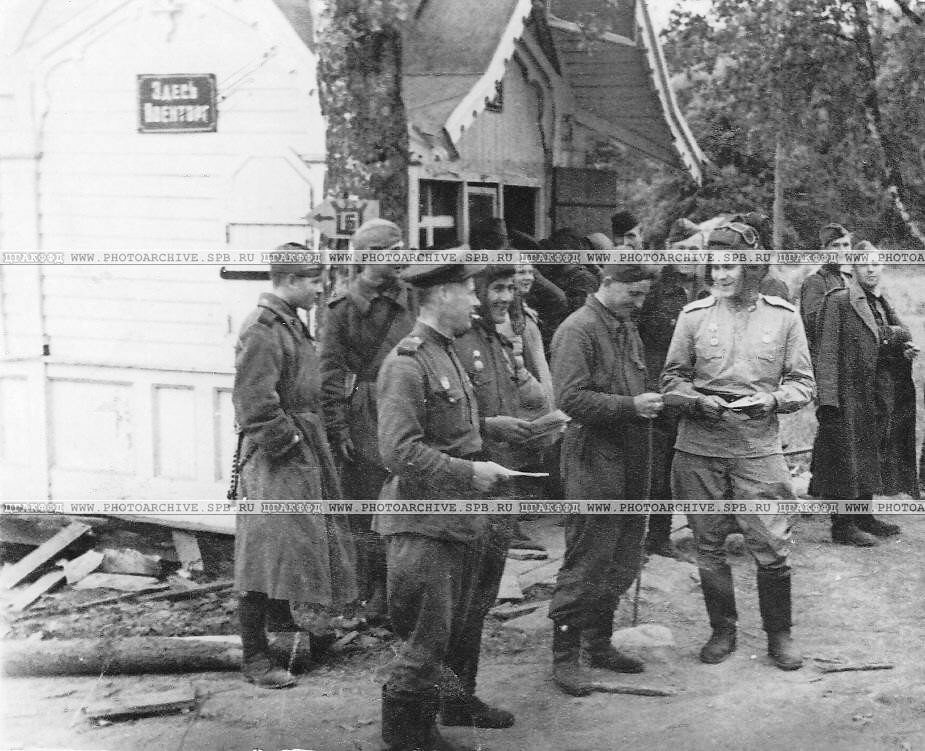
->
2, 514, 923, 751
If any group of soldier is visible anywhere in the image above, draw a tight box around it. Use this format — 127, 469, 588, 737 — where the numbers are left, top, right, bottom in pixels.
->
230, 211, 919, 751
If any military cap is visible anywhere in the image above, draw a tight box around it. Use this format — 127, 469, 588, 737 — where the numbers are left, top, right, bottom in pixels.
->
469, 217, 510, 250
707, 222, 761, 250
819, 223, 850, 248
351, 218, 404, 250
611, 210, 640, 237
269, 242, 323, 277
600, 264, 656, 283
401, 264, 485, 288
478, 264, 517, 284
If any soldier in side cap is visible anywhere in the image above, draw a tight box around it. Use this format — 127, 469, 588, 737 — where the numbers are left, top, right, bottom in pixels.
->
611, 209, 643, 249
320, 219, 415, 624
374, 263, 511, 751
232, 254, 356, 689
660, 227, 816, 672
547, 264, 663, 697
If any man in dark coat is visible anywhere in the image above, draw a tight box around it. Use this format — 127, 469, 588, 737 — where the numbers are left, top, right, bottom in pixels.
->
233, 260, 357, 689
661, 225, 815, 672
320, 219, 415, 621
799, 223, 854, 360
375, 264, 510, 751
444, 265, 548, 730
547, 265, 663, 696
811, 257, 918, 543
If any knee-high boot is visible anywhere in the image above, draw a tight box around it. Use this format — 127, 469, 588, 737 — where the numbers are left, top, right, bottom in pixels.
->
757, 568, 802, 671
698, 562, 737, 664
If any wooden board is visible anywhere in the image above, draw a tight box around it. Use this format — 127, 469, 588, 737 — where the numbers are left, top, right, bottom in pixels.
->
83, 684, 197, 720
497, 570, 524, 601
171, 531, 204, 573
112, 514, 235, 535
8, 570, 67, 612
0, 521, 90, 589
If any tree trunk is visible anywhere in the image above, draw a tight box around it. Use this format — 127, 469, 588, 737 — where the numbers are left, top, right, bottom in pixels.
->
2, 636, 242, 676
851, 0, 925, 246
317, 1, 411, 228
773, 135, 785, 249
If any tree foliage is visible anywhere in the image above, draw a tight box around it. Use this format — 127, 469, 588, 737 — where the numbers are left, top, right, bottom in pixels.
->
625, 0, 924, 248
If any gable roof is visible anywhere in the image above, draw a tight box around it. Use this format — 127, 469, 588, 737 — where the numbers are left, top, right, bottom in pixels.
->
402, 0, 705, 182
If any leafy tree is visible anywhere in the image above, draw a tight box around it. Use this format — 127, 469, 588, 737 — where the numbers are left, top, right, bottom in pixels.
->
628, 0, 924, 248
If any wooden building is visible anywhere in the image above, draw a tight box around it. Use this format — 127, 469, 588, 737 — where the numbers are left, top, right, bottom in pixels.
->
0, 0, 703, 502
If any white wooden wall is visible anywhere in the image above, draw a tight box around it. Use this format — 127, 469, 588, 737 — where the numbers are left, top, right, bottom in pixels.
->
0, 0, 326, 500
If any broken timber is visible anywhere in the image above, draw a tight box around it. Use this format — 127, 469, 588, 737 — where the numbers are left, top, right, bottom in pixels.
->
818, 663, 894, 674
83, 684, 198, 721
1, 635, 242, 676
0, 521, 90, 589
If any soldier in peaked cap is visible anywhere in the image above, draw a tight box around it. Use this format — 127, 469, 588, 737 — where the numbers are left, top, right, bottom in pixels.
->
374, 263, 512, 751
232, 254, 356, 689
320, 219, 414, 625
660, 229, 815, 673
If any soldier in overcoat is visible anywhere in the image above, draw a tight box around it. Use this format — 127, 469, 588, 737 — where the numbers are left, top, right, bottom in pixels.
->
233, 261, 356, 688
320, 219, 415, 619
811, 257, 918, 537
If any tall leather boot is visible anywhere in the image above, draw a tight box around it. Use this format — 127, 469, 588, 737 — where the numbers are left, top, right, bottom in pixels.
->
583, 612, 644, 673
239, 592, 296, 688
382, 687, 473, 751
698, 563, 738, 664
552, 623, 594, 696
757, 568, 803, 671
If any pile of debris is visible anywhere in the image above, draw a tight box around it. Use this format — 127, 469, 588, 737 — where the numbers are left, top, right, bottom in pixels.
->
0, 515, 395, 678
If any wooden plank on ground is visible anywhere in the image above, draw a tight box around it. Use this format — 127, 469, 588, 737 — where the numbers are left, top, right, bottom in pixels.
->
63, 550, 104, 585
517, 560, 560, 590
171, 531, 204, 573
507, 549, 548, 560
111, 514, 234, 535
83, 683, 197, 721
489, 602, 541, 621
74, 573, 160, 591
497, 569, 524, 601
0, 522, 90, 589
8, 570, 67, 612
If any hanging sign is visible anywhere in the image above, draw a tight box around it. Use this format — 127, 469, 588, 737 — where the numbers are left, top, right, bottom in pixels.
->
137, 74, 217, 133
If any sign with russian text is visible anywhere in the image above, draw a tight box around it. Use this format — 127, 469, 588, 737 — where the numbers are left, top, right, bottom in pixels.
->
137, 74, 217, 133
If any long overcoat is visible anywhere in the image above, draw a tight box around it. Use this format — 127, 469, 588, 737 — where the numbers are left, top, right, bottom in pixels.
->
233, 292, 357, 605
811, 281, 919, 499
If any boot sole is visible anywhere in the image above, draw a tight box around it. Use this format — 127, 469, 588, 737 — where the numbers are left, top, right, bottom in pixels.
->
769, 656, 804, 671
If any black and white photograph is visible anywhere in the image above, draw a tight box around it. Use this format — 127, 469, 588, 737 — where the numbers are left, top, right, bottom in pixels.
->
1, 0, 924, 749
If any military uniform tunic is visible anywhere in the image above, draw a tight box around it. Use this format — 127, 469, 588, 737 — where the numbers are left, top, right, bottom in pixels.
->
375, 320, 488, 697
660, 293, 815, 568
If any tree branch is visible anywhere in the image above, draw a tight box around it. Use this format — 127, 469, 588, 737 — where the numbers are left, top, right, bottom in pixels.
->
893, 0, 924, 25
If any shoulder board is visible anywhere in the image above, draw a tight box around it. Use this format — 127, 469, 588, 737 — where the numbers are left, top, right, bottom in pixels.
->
327, 291, 347, 307
256, 308, 281, 328
761, 294, 796, 312
681, 296, 716, 313
397, 336, 424, 356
